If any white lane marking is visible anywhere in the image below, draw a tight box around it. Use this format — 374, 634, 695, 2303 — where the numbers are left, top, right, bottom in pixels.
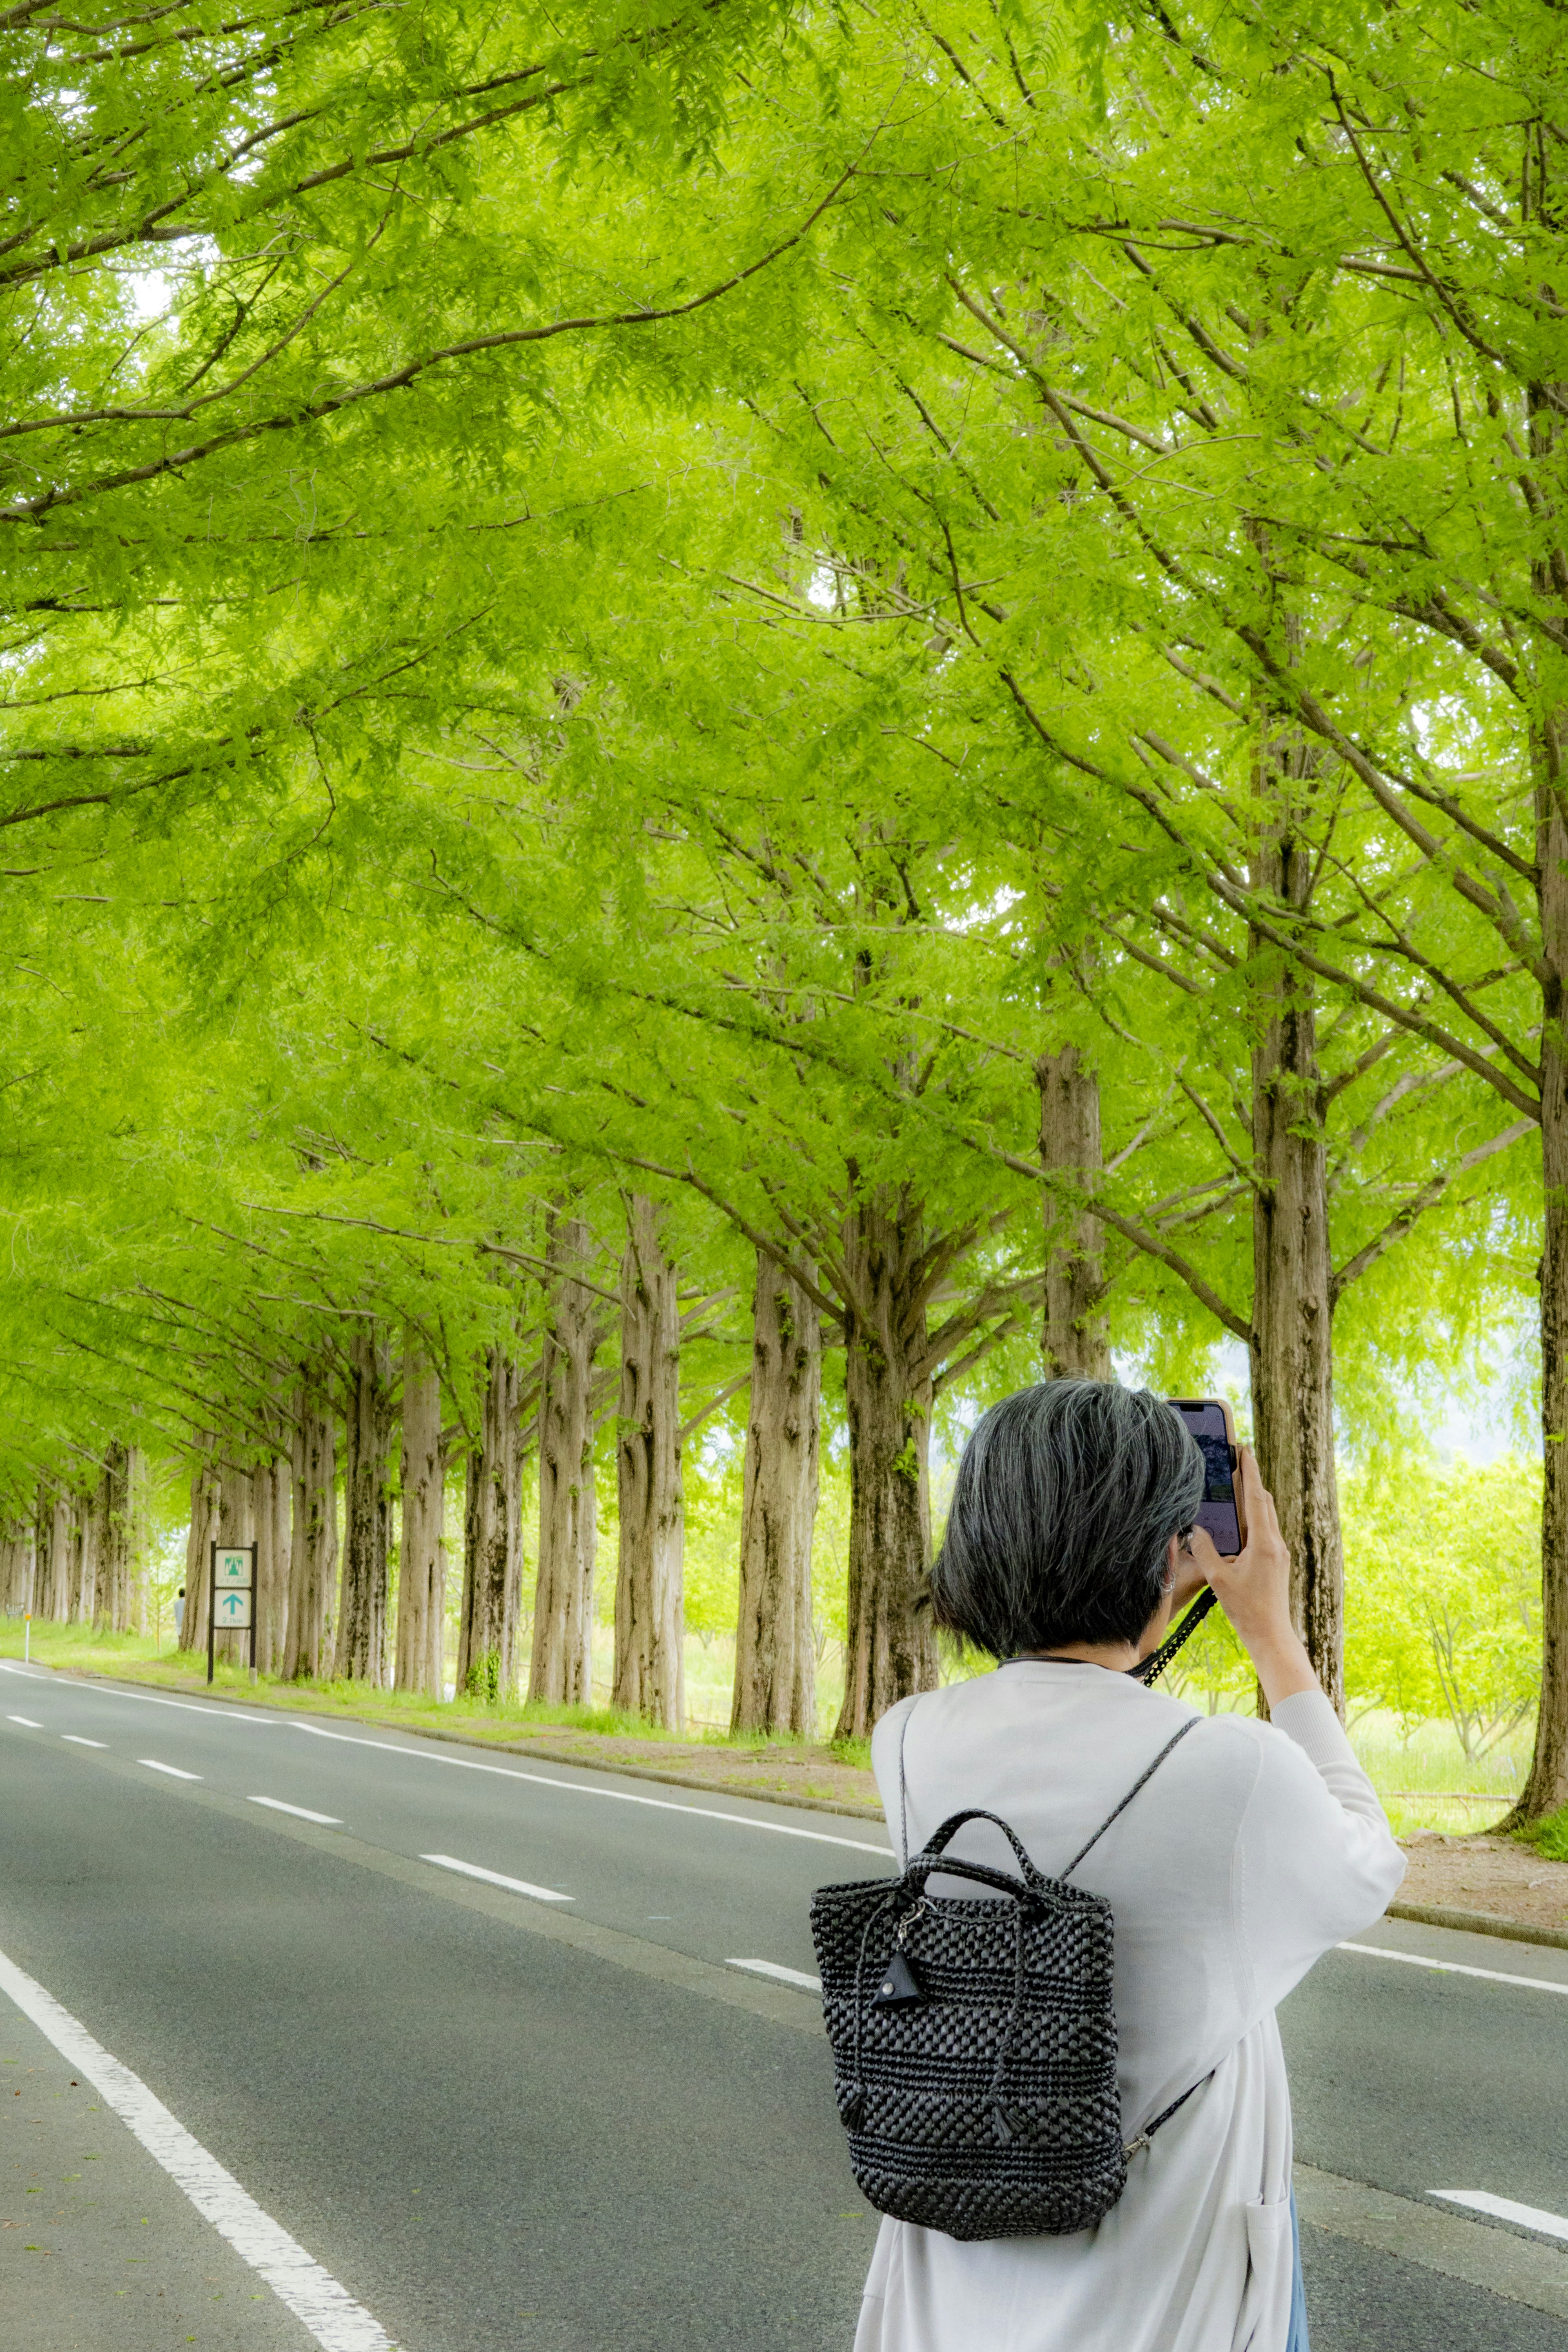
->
11, 1666, 895, 1854
1341, 1942, 1568, 1998
294, 1724, 894, 1855
12, 1675, 275, 1724
726, 1957, 822, 1992
0, 1944, 392, 2351
0, 1663, 45, 1678
249, 1797, 341, 1826
62, 1735, 107, 1748
139, 1759, 201, 1781
421, 1853, 572, 1903
1432, 2189, 1568, 2242
7, 1714, 42, 1728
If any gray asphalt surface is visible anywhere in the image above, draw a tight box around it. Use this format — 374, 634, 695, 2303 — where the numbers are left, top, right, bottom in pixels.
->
2, 1661, 1566, 2351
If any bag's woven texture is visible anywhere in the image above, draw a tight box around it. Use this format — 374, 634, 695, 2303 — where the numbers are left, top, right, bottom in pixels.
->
810, 1827, 1125, 2241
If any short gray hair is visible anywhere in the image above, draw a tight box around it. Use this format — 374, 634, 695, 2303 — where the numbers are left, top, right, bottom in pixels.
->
929, 1380, 1205, 1659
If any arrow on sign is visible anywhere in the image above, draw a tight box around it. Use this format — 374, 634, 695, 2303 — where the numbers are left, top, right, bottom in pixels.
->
220, 1592, 247, 1617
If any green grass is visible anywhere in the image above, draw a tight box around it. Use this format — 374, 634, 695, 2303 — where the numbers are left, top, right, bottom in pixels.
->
1519, 1806, 1568, 1864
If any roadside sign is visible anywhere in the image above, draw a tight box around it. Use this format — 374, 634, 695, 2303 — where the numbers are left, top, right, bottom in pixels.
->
208, 1540, 258, 1686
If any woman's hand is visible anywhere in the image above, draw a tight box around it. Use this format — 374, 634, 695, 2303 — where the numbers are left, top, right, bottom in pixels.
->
1183, 1446, 1320, 1707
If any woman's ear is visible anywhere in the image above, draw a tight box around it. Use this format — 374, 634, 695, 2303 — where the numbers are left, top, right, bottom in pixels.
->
1161, 1532, 1181, 1593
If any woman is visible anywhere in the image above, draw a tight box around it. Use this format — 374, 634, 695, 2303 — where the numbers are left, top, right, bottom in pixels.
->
856, 1380, 1404, 2352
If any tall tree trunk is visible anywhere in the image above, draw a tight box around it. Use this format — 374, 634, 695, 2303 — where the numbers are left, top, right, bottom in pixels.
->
732, 1248, 820, 1737
457, 1348, 521, 1699
69, 1487, 94, 1624
177, 1445, 218, 1654
252, 1457, 291, 1675
95, 1444, 132, 1633
396, 1336, 446, 1697
834, 1191, 940, 1741
129, 1447, 148, 1635
1038, 1048, 1111, 1378
612, 1197, 685, 1729
3, 1520, 34, 1612
31, 1483, 53, 1619
1248, 814, 1343, 1714
283, 1380, 336, 1680
1516, 725, 1568, 1819
530, 1217, 607, 1705
335, 1324, 392, 1684
50, 1491, 74, 1622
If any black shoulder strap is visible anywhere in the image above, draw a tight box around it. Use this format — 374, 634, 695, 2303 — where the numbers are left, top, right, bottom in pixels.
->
897, 1697, 917, 1869
1060, 1717, 1200, 1881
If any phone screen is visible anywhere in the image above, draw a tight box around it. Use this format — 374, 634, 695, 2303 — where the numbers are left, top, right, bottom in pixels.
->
1169, 1400, 1243, 1556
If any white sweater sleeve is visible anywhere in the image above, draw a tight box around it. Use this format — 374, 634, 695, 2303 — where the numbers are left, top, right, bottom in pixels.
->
1230, 1691, 1407, 2017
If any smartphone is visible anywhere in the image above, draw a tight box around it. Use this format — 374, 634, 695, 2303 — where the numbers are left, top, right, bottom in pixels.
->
1167, 1398, 1247, 1556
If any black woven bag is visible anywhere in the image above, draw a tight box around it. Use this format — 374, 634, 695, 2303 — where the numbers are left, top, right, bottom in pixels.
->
809, 1712, 1201, 2243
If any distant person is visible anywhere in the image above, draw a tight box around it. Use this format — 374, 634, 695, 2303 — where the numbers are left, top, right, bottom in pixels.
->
854, 1382, 1404, 2352
173, 1585, 184, 1640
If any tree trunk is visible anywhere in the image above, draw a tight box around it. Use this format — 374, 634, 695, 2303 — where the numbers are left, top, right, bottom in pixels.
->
69, 1488, 94, 1625
283, 1380, 336, 1680
31, 1484, 53, 1619
457, 1348, 522, 1700
1038, 1048, 1111, 1378
95, 1444, 132, 1633
834, 1191, 940, 1740
177, 1446, 218, 1654
252, 1457, 291, 1675
1515, 738, 1568, 1819
335, 1324, 392, 1684
530, 1216, 608, 1705
1248, 820, 1343, 1715
129, 1447, 148, 1634
2, 1520, 33, 1612
396, 1335, 446, 1697
731, 1247, 820, 1737
612, 1197, 686, 1729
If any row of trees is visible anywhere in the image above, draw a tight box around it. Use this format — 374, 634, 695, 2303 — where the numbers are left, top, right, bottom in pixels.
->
2, 0, 1564, 1814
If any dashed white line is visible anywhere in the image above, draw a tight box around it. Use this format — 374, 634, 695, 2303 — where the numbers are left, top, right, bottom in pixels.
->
0, 1668, 895, 1855
726, 1957, 822, 1992
249, 1797, 341, 1825
139, 1759, 201, 1781
0, 1942, 392, 2350
7, 1714, 42, 1728
296, 1724, 894, 1855
62, 1735, 106, 1748
1432, 2189, 1568, 2242
1341, 1942, 1568, 1998
421, 1853, 572, 1903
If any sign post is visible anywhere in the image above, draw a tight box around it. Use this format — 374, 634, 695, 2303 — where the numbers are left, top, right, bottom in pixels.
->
209, 1543, 258, 1686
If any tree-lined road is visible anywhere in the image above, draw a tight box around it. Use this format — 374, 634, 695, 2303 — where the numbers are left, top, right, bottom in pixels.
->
3, 1667, 1568, 2352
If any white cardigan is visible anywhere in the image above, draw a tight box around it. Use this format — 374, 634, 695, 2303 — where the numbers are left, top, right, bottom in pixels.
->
855, 1663, 1405, 2352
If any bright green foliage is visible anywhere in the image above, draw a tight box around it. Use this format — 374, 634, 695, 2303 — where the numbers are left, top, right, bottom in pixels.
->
2, 0, 1563, 1791
1343, 1457, 1542, 1760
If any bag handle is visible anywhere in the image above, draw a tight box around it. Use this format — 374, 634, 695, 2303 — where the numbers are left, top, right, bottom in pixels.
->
903, 1848, 1048, 1904
911, 1806, 1050, 1891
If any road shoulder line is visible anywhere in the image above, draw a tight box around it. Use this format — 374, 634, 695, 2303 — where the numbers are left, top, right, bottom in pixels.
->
0, 1944, 393, 2351
1295, 2163, 1568, 2319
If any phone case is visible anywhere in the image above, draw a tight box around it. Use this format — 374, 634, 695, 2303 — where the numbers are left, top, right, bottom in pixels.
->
1168, 1396, 1248, 1549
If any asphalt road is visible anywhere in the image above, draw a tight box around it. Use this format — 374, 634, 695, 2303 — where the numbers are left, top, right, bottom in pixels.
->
2, 1661, 1567, 2352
